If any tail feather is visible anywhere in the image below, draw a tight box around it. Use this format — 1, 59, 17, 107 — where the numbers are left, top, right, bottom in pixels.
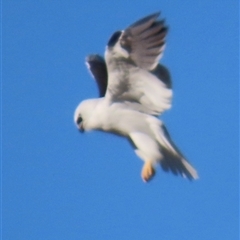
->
160, 148, 198, 180
155, 122, 199, 180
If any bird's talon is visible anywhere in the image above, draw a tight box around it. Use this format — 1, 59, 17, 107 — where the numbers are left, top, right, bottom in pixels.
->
141, 161, 155, 182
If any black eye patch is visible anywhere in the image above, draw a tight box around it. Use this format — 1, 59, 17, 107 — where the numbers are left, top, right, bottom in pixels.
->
77, 116, 83, 125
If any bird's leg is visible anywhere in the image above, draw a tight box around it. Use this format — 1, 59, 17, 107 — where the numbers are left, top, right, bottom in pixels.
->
141, 161, 155, 182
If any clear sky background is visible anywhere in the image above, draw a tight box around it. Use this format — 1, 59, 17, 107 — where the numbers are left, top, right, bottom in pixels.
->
2, 1, 239, 239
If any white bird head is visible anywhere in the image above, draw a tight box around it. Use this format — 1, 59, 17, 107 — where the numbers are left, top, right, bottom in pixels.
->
74, 99, 99, 132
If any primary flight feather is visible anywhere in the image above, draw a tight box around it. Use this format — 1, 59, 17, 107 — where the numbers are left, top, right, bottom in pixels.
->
74, 12, 198, 182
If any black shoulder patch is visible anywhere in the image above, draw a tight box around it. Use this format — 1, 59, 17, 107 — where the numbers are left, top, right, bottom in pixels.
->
86, 54, 108, 97
107, 31, 122, 47
150, 64, 172, 89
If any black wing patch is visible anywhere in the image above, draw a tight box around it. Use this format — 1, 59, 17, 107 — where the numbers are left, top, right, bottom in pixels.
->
86, 54, 108, 97
150, 64, 172, 89
107, 31, 122, 47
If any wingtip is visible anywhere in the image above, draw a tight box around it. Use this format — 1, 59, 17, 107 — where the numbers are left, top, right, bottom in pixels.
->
144, 11, 161, 19
151, 11, 161, 18
144, 11, 161, 20
127, 11, 161, 31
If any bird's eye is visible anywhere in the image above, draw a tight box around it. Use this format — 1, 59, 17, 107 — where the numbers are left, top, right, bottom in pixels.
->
77, 116, 83, 125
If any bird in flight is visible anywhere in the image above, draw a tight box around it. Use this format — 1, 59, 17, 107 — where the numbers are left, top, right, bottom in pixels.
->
74, 12, 198, 182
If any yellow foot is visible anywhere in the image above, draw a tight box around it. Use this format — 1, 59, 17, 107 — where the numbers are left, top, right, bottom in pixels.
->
141, 161, 155, 182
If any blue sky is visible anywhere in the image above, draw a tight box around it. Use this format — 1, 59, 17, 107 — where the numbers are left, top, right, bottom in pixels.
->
2, 1, 239, 239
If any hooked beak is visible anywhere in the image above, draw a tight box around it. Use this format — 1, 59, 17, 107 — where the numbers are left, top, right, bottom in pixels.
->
78, 122, 84, 133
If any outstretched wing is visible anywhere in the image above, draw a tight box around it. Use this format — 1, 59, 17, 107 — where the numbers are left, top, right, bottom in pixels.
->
120, 12, 167, 70
85, 54, 108, 97
105, 13, 172, 116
